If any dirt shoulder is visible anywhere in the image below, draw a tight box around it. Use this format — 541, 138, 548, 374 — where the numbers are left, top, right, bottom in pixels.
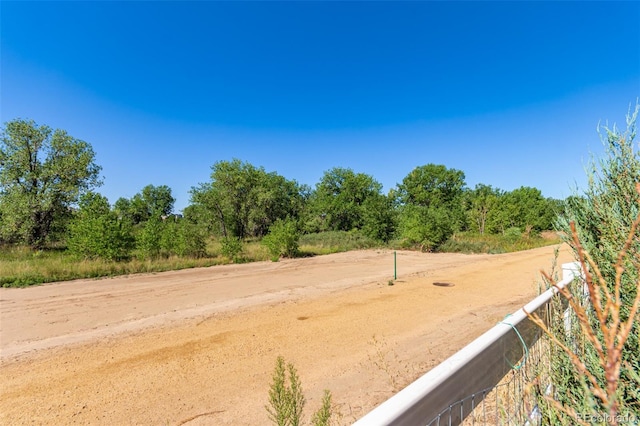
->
0, 246, 573, 425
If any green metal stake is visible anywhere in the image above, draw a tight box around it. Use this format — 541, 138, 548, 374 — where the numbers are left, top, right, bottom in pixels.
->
394, 251, 397, 280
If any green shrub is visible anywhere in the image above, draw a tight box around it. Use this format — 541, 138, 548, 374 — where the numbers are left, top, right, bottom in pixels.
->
67, 192, 134, 261
136, 215, 163, 260
266, 356, 306, 426
266, 356, 333, 426
262, 218, 300, 261
503, 226, 522, 240
160, 219, 207, 258
397, 205, 453, 251
534, 104, 640, 423
220, 237, 243, 262
437, 238, 490, 254
311, 390, 332, 426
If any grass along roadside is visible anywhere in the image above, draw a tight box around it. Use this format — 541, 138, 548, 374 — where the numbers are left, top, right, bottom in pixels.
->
1, 231, 561, 288
0, 232, 379, 287
0, 246, 223, 287
438, 230, 562, 254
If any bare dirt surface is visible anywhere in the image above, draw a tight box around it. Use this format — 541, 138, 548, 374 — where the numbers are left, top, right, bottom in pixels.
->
0, 246, 573, 425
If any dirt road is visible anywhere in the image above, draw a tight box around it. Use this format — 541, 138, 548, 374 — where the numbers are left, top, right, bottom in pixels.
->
0, 246, 573, 425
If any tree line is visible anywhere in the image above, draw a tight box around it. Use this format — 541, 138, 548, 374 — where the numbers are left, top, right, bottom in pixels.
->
0, 118, 561, 260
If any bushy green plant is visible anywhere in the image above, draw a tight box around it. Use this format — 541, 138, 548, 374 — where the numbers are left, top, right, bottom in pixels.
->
266, 356, 333, 426
266, 356, 306, 426
503, 226, 522, 241
262, 218, 300, 261
160, 219, 207, 258
437, 231, 561, 254
531, 104, 640, 424
136, 214, 163, 260
220, 236, 243, 262
67, 192, 134, 261
311, 390, 333, 426
397, 205, 453, 251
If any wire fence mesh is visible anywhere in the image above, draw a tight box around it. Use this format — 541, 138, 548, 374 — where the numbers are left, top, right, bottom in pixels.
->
424, 335, 552, 426
424, 275, 580, 426
353, 263, 583, 426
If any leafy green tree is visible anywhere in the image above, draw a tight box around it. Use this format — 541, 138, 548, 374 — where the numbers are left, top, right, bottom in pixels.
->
0, 119, 102, 247
396, 164, 466, 208
466, 184, 502, 234
495, 186, 556, 234
251, 173, 309, 237
307, 167, 390, 236
397, 204, 454, 251
396, 164, 466, 249
115, 184, 175, 225
67, 192, 134, 260
361, 192, 397, 242
190, 159, 306, 239
201, 159, 261, 238
138, 184, 175, 218
113, 197, 133, 222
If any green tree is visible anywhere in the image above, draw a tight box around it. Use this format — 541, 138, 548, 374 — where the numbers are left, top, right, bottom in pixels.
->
115, 184, 175, 225
466, 184, 502, 234
307, 167, 389, 236
67, 192, 133, 260
190, 159, 306, 239
396, 164, 466, 249
361, 192, 397, 242
0, 119, 102, 247
495, 186, 556, 235
251, 173, 309, 237
397, 204, 453, 251
396, 164, 466, 209
138, 184, 175, 218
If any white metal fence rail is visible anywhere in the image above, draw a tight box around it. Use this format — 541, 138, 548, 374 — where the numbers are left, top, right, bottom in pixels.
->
353, 262, 582, 426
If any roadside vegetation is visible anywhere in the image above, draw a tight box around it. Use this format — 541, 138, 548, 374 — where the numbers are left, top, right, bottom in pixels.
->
2, 118, 563, 287
266, 356, 333, 426
528, 104, 640, 424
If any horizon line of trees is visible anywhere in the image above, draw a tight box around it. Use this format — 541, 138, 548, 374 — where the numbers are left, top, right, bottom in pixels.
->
1, 118, 562, 259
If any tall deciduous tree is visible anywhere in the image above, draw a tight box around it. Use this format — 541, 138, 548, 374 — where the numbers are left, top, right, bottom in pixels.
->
396, 164, 466, 250
114, 184, 175, 225
466, 184, 502, 235
0, 119, 102, 247
495, 186, 556, 234
396, 164, 466, 209
190, 159, 306, 239
306, 167, 393, 239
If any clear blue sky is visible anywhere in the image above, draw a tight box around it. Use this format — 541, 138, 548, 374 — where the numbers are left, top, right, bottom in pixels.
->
2, 1, 639, 212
